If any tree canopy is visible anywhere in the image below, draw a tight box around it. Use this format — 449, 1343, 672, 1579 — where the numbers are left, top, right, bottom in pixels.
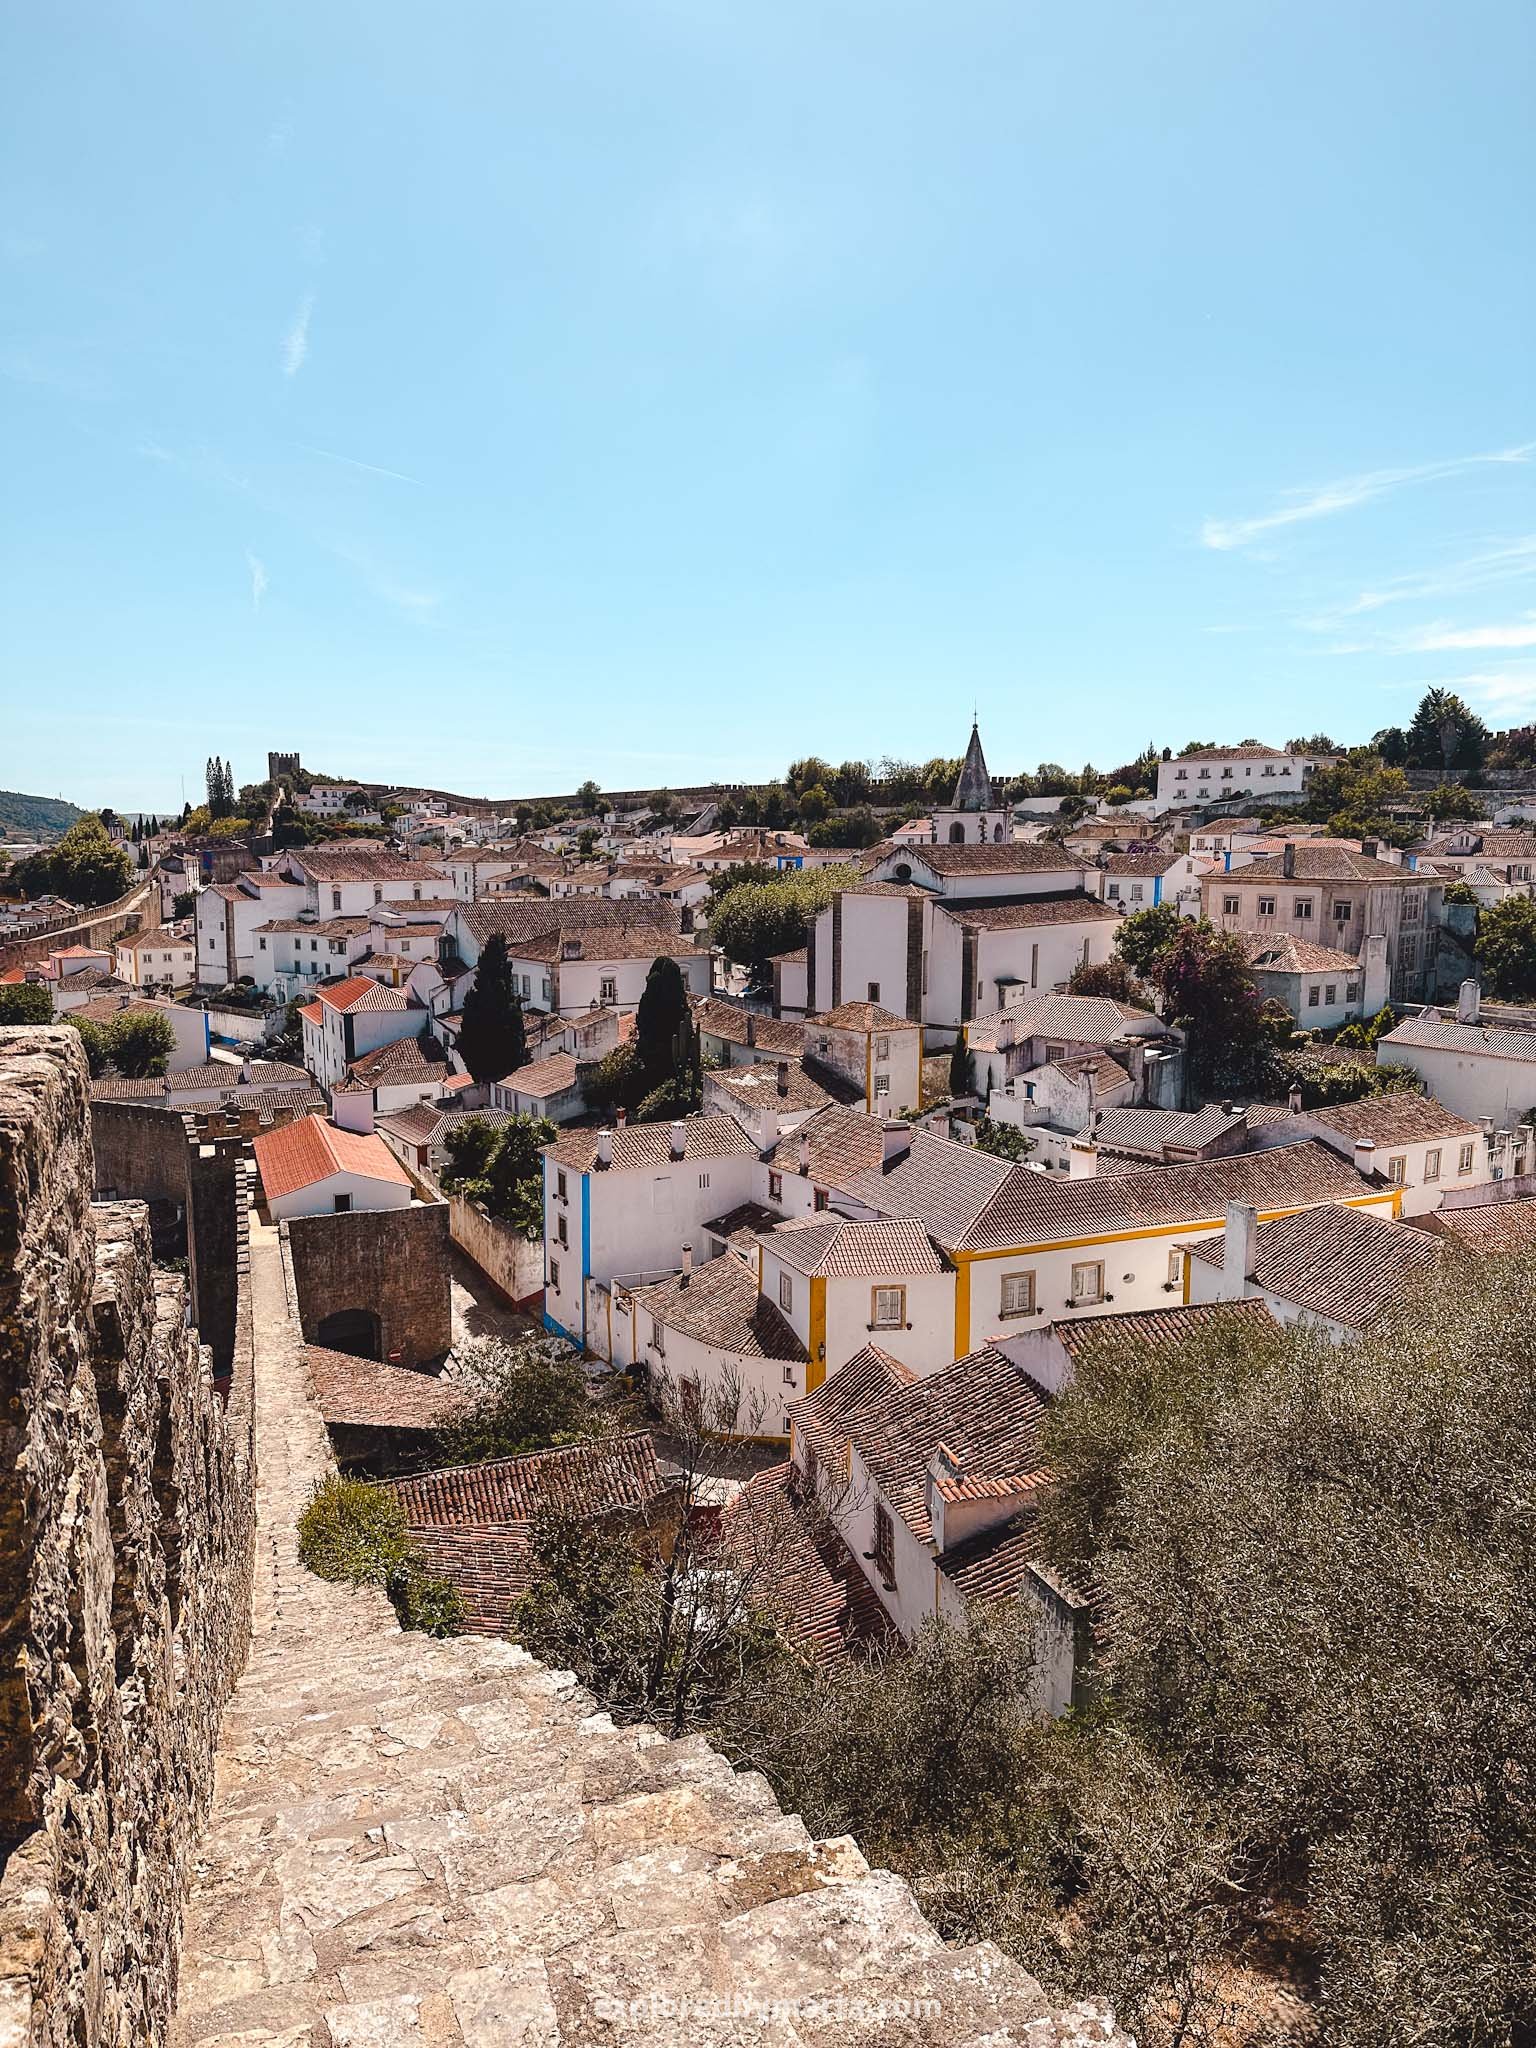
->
438, 1110, 553, 1235
9, 816, 133, 908
710, 864, 861, 995
1476, 894, 1536, 1001
456, 933, 527, 1082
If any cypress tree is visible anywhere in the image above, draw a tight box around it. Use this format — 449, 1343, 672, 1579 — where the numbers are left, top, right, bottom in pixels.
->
457, 933, 525, 1082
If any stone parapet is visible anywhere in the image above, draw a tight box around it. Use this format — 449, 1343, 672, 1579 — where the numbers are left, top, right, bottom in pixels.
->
0, 1029, 255, 2048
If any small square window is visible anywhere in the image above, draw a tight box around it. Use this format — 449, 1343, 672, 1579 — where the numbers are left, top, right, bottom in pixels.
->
1000, 1271, 1034, 1317
867, 981, 880, 1003
1258, 896, 1276, 917
1223, 896, 1239, 917
1070, 1260, 1104, 1306
872, 1285, 905, 1328
875, 1073, 890, 1096
1295, 898, 1314, 920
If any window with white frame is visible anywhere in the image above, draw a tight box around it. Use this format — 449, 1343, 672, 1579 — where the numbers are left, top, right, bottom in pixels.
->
1295, 898, 1314, 919
779, 1270, 793, 1311
1070, 1260, 1104, 1305
1424, 1148, 1441, 1181
875, 1072, 890, 1096
1000, 1271, 1034, 1317
871, 1285, 905, 1329
1459, 1141, 1476, 1174
1387, 1155, 1406, 1186
1223, 895, 1240, 916
1258, 896, 1275, 916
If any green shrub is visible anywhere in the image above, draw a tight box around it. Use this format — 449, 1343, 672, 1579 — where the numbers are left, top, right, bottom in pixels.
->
297, 1474, 464, 1637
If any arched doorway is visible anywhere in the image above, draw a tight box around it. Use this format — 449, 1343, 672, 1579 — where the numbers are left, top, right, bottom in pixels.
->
316, 1307, 382, 1360
948, 820, 966, 843
993, 821, 1004, 842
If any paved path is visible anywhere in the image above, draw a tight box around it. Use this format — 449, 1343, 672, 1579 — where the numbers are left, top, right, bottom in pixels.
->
172, 1214, 1123, 2048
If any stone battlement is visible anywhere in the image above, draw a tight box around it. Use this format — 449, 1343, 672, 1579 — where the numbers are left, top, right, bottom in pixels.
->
0, 1030, 256, 2047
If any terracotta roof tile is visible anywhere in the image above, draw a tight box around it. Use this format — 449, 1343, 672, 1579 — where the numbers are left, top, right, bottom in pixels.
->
634, 1255, 807, 1361
546, 1113, 758, 1174
252, 1114, 412, 1202
1303, 1091, 1480, 1145
386, 1430, 669, 1530
317, 975, 412, 1014
760, 1216, 945, 1279
1187, 1203, 1445, 1330
305, 1347, 469, 1431
810, 1001, 914, 1031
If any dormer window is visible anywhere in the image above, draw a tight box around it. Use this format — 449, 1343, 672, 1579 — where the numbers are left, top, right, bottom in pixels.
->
562, 940, 582, 960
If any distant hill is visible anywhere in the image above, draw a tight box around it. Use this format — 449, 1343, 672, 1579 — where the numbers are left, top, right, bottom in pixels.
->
0, 790, 86, 840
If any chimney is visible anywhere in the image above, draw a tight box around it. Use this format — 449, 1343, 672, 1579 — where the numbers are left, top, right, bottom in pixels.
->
1288, 1084, 1303, 1114
1457, 979, 1481, 1026
1220, 1099, 1233, 1117
1362, 838, 1379, 860
1282, 843, 1295, 880
777, 1059, 789, 1098
595, 1128, 613, 1169
1222, 1201, 1258, 1294
240, 1055, 253, 1084
616, 1106, 628, 1127
746, 1013, 757, 1048
680, 1241, 693, 1286
798, 1131, 811, 1175
1354, 1137, 1377, 1178
882, 1119, 912, 1164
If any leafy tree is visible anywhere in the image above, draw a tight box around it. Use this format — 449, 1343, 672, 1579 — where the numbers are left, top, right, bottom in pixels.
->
586, 1040, 646, 1117
711, 865, 861, 996
205, 755, 236, 820
1044, 1261, 1536, 2045
575, 779, 603, 812
831, 759, 873, 806
1476, 894, 1536, 1000
1423, 781, 1479, 821
1332, 1003, 1398, 1052
438, 1111, 554, 1235
456, 933, 527, 1081
808, 806, 882, 849
973, 1116, 1033, 1160
1271, 1047, 1422, 1108
104, 1008, 175, 1077
797, 782, 832, 824
65, 1016, 109, 1077
436, 1334, 597, 1465
785, 755, 834, 797
1151, 920, 1291, 1091
0, 982, 53, 1025
948, 1038, 975, 1098
1112, 903, 1183, 979
1102, 783, 1134, 806
1286, 732, 1339, 752
1440, 879, 1480, 908
172, 890, 196, 919
1068, 956, 1149, 1005
1405, 686, 1490, 773
634, 956, 700, 1113
10, 817, 133, 909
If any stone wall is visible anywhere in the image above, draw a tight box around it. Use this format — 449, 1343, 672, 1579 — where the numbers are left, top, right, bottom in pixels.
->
90, 1101, 243, 1377
0, 880, 157, 975
0, 1028, 255, 2048
447, 1191, 544, 1306
283, 1200, 452, 1367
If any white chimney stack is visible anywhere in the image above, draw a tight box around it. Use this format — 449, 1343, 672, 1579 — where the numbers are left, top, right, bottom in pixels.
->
595, 1128, 613, 1168
669, 1120, 686, 1161
1457, 979, 1481, 1025
1354, 1137, 1377, 1178
680, 1241, 693, 1284
1222, 1201, 1258, 1295
798, 1131, 811, 1175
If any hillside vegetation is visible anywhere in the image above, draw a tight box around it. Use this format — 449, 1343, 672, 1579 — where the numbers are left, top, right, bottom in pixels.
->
0, 789, 85, 840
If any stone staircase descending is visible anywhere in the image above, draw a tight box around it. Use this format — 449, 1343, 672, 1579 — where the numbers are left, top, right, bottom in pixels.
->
174, 1213, 1127, 2048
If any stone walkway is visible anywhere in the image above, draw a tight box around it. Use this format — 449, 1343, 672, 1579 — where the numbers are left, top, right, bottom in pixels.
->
173, 1215, 1124, 2048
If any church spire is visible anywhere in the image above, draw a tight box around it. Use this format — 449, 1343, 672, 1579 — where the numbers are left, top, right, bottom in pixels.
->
952, 719, 995, 813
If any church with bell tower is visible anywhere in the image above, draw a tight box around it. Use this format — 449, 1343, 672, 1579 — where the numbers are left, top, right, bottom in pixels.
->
925, 719, 1009, 844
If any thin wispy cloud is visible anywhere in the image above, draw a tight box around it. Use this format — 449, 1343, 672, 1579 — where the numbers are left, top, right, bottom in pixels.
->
1202, 442, 1534, 552
246, 552, 268, 611
299, 443, 422, 486
1403, 614, 1536, 651
281, 292, 314, 377
1421, 664, 1536, 714
1334, 535, 1536, 616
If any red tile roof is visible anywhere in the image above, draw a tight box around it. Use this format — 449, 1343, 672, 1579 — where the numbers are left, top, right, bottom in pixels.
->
305, 1347, 469, 1431
317, 975, 411, 1014
252, 1115, 412, 1202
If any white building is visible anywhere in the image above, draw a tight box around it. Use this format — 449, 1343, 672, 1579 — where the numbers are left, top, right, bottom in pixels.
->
1376, 984, 1536, 1128
1291, 1090, 1485, 1216
195, 872, 308, 986
113, 928, 197, 990
299, 976, 434, 1090
1156, 743, 1339, 810
804, 1002, 923, 1116
1184, 1199, 1446, 1338
1240, 932, 1382, 1030
787, 1343, 1082, 1712
445, 900, 711, 1018
251, 1113, 414, 1222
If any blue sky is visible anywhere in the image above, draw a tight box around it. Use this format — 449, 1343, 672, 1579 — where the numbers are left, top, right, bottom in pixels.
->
4, 0, 1535, 812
